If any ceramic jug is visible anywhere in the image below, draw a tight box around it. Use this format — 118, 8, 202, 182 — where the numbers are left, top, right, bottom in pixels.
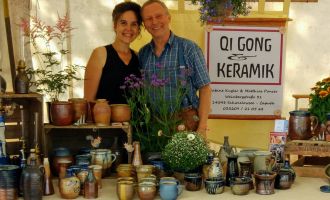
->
288, 110, 318, 140
90, 149, 116, 177
253, 151, 275, 173
59, 168, 80, 199
21, 158, 44, 200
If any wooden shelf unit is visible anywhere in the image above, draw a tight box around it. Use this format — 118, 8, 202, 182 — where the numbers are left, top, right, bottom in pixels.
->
285, 140, 330, 178
0, 92, 43, 156
43, 123, 132, 162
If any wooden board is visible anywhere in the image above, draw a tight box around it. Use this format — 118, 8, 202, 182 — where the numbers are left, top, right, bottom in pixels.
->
291, 156, 330, 178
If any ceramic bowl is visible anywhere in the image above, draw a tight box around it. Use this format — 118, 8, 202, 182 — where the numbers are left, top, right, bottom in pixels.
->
320, 185, 330, 193
230, 176, 251, 195
110, 104, 131, 122
204, 178, 225, 195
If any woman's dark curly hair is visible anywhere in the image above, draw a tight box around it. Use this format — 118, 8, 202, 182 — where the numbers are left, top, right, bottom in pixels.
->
112, 2, 142, 27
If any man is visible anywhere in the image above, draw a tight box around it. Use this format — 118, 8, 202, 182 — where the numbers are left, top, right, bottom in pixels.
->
138, 0, 212, 136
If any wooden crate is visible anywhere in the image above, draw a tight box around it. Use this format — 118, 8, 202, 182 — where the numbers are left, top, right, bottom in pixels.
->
291, 156, 330, 178
0, 92, 43, 156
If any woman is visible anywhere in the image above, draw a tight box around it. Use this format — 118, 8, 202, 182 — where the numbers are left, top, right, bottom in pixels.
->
84, 2, 142, 104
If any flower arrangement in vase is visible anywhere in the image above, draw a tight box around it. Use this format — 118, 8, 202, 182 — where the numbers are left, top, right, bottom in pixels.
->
309, 76, 330, 124
190, 0, 251, 24
162, 131, 209, 173
19, 13, 84, 102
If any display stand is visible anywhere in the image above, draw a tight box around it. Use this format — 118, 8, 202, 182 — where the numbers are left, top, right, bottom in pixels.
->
43, 123, 132, 163
285, 140, 330, 178
0, 92, 43, 156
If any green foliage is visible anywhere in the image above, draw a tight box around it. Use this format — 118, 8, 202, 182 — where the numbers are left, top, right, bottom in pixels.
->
20, 14, 84, 101
162, 131, 209, 172
190, 0, 251, 24
309, 77, 330, 123
122, 71, 188, 153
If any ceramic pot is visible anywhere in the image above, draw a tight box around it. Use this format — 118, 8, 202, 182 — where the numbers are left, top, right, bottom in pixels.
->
52, 147, 74, 176
69, 98, 87, 122
110, 104, 131, 122
275, 160, 296, 189
0, 165, 20, 199
75, 154, 91, 166
50, 101, 74, 126
239, 161, 254, 189
116, 180, 135, 200
184, 173, 202, 191
159, 181, 180, 200
93, 99, 111, 126
204, 177, 225, 195
230, 176, 251, 195
254, 170, 277, 195
116, 164, 135, 178
136, 165, 154, 183
137, 182, 157, 200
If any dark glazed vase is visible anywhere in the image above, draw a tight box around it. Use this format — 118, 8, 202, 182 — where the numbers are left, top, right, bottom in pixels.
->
50, 101, 74, 126
225, 155, 239, 186
21, 158, 44, 200
14, 60, 29, 94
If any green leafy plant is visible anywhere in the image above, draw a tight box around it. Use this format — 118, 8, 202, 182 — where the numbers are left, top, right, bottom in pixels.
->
19, 14, 84, 101
121, 68, 188, 153
162, 131, 209, 172
190, 0, 251, 24
309, 77, 330, 123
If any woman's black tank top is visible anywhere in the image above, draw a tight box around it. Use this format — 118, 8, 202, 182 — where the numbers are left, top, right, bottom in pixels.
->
95, 44, 140, 104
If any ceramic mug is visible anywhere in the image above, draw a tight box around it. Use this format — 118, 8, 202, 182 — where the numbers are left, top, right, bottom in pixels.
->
159, 181, 181, 200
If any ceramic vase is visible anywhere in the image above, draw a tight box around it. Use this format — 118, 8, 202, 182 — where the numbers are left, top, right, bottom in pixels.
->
208, 157, 223, 179
21, 158, 44, 200
59, 168, 80, 199
69, 98, 87, 122
132, 141, 143, 167
225, 155, 239, 186
254, 171, 277, 195
84, 167, 98, 199
93, 99, 111, 126
43, 158, 54, 195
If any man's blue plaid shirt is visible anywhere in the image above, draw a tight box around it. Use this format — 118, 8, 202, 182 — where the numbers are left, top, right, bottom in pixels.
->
138, 32, 211, 111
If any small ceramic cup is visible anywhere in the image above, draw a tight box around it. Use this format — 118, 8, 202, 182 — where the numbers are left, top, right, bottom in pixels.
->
204, 177, 225, 195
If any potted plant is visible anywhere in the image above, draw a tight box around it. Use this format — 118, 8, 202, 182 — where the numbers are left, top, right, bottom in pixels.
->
19, 14, 84, 125
190, 0, 251, 24
309, 76, 330, 124
162, 131, 209, 173
20, 14, 84, 102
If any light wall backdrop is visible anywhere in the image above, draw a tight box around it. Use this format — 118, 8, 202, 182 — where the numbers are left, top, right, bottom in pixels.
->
1, 0, 329, 149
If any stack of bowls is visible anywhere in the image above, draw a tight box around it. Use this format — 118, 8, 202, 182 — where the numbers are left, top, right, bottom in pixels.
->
0, 165, 20, 200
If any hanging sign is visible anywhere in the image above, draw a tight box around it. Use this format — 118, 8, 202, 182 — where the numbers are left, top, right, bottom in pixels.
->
206, 26, 284, 119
